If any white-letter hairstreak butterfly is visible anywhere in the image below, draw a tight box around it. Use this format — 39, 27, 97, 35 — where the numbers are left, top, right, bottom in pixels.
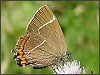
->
12, 5, 68, 69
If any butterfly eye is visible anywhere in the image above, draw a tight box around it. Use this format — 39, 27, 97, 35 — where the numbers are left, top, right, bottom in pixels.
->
66, 51, 71, 57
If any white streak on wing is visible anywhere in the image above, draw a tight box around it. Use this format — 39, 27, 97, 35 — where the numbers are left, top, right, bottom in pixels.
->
25, 55, 32, 59
27, 40, 46, 55
29, 63, 43, 67
38, 15, 55, 30
26, 5, 47, 31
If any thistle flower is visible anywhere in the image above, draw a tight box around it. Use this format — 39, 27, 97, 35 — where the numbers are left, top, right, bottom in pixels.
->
52, 60, 86, 74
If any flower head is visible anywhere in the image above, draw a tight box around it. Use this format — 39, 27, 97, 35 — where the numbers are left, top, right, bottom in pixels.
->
52, 60, 86, 74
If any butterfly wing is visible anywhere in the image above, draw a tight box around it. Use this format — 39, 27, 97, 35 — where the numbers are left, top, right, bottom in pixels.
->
24, 34, 59, 68
23, 5, 67, 68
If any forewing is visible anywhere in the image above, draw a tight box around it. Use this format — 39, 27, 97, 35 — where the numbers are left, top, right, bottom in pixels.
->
26, 5, 67, 56
24, 5, 67, 68
26, 5, 53, 34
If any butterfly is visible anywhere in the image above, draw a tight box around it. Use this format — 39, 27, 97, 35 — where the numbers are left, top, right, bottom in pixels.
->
12, 5, 68, 69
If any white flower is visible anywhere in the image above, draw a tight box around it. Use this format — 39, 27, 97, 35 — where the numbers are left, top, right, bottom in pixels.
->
52, 60, 86, 74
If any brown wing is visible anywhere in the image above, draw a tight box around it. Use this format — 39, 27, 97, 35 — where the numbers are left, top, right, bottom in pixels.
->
26, 5, 53, 34
24, 5, 67, 68
23, 34, 59, 68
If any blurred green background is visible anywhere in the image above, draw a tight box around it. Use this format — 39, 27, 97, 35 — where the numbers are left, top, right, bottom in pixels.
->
1, 1, 99, 74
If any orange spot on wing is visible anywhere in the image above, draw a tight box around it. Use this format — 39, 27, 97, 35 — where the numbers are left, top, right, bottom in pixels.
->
14, 34, 30, 66
21, 60, 26, 64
